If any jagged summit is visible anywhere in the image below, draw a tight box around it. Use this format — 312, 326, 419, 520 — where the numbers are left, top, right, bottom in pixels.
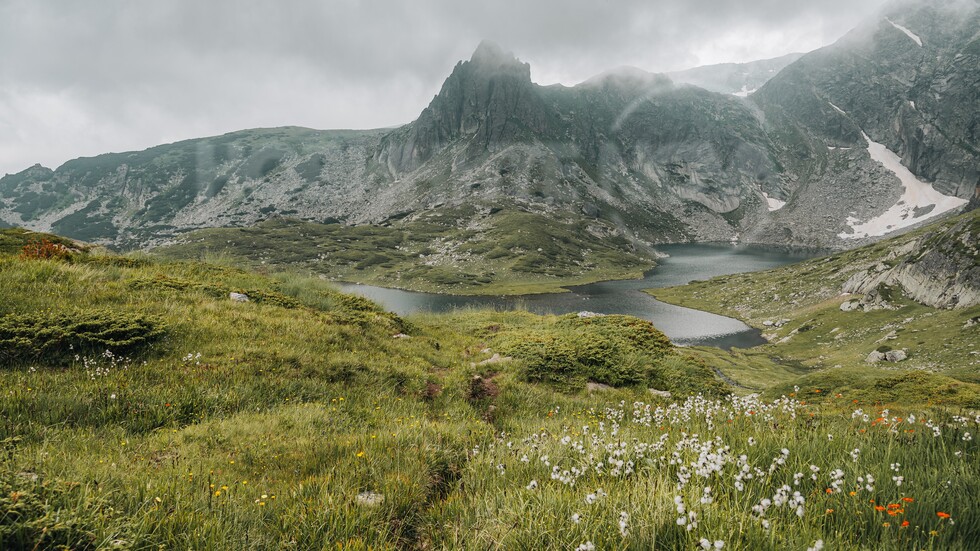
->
469, 40, 519, 66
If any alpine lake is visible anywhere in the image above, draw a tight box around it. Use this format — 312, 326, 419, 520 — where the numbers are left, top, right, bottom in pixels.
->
338, 243, 823, 349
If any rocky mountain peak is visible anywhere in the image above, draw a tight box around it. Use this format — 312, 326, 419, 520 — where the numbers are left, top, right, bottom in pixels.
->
374, 41, 544, 175
469, 40, 519, 67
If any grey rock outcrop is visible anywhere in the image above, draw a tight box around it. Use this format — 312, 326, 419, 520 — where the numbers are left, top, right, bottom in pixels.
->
842, 213, 980, 308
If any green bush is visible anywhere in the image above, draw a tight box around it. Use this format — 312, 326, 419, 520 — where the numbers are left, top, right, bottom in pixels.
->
495, 315, 674, 391
555, 314, 672, 357
0, 310, 166, 365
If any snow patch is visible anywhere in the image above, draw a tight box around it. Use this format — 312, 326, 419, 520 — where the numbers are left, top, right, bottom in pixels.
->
886, 18, 922, 47
839, 133, 967, 239
762, 192, 786, 211
908, 100, 916, 110
828, 102, 846, 115
732, 85, 758, 98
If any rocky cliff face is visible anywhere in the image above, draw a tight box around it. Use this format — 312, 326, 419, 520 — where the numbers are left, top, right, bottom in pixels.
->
751, 0, 979, 242
843, 210, 980, 308
376, 41, 549, 176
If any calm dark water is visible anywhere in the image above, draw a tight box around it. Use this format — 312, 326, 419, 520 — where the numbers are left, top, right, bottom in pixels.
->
337, 243, 820, 349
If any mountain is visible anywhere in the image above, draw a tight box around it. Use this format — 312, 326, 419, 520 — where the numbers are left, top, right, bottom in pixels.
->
749, 0, 979, 245
667, 53, 804, 96
0, 0, 976, 261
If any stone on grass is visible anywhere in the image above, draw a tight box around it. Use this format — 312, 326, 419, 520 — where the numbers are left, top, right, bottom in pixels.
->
866, 351, 886, 363
577, 311, 605, 318
356, 491, 385, 507
229, 292, 250, 303
885, 349, 908, 362
477, 353, 512, 366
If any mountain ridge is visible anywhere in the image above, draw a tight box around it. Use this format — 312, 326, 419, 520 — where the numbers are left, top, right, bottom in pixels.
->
0, 0, 975, 261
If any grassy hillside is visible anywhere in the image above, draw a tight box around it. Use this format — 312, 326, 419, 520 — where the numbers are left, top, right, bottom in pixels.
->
154, 207, 654, 295
1, 228, 979, 549
652, 211, 980, 402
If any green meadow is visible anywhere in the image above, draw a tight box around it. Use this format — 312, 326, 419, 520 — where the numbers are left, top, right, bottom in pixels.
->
0, 228, 978, 549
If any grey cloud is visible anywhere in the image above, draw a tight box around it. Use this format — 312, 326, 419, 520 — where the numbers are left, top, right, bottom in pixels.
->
0, 0, 889, 175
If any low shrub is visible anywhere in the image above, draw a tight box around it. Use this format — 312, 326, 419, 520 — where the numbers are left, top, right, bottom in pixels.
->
0, 310, 166, 365
19, 239, 74, 261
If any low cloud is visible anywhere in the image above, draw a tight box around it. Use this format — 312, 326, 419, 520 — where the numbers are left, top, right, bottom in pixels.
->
0, 0, 888, 175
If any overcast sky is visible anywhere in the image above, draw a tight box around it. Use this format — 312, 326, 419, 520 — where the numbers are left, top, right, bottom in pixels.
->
0, 0, 890, 176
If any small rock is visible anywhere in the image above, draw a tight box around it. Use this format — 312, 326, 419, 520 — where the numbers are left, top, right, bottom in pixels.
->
586, 382, 614, 392
885, 349, 908, 362
577, 311, 605, 318
229, 292, 249, 303
866, 351, 886, 363
356, 491, 385, 507
762, 320, 774, 327
477, 353, 512, 366
648, 388, 672, 399
392, 333, 410, 339
840, 300, 860, 312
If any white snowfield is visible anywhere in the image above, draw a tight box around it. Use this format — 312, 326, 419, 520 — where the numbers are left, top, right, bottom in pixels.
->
761, 192, 786, 211
886, 18, 923, 47
839, 133, 967, 239
828, 102, 847, 115
732, 85, 758, 98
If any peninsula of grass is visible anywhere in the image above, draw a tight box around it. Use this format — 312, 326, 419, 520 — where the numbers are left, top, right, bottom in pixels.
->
153, 208, 654, 296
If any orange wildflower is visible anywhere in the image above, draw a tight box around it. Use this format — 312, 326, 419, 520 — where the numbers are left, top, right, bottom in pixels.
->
901, 520, 910, 527
901, 497, 914, 503
937, 512, 951, 519
875, 505, 886, 512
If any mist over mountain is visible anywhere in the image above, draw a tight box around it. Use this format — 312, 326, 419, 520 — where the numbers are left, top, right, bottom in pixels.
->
0, 0, 975, 254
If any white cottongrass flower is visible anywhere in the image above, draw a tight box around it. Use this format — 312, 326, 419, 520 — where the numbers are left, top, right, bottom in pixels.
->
807, 540, 824, 551
525, 480, 538, 490
575, 542, 595, 551
618, 511, 629, 536
571, 513, 581, 524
